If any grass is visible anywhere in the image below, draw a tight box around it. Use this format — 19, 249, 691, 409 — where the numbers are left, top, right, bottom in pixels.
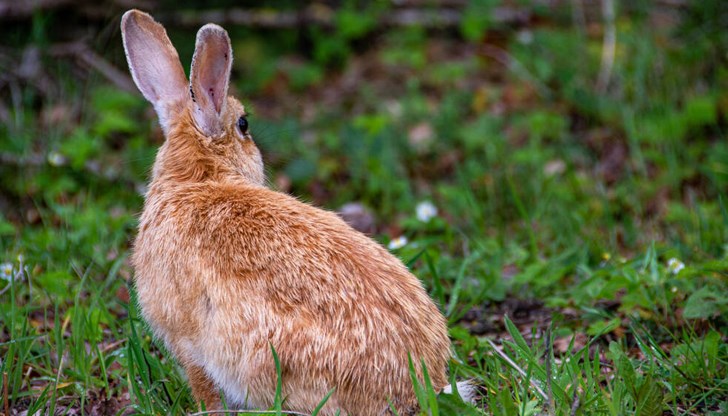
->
1, 1, 727, 415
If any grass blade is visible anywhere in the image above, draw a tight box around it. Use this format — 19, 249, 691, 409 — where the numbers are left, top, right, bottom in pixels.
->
311, 387, 336, 416
270, 343, 283, 415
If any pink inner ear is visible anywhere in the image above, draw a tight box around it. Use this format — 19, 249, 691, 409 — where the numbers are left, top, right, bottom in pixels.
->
122, 11, 187, 107
195, 31, 230, 114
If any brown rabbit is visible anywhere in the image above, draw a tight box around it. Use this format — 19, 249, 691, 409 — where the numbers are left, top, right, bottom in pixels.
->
122, 9, 469, 415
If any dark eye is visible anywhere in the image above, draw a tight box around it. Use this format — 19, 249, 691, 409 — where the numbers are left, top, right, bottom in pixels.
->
237, 116, 249, 135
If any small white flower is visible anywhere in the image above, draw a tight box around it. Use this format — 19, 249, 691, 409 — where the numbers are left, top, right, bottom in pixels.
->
47, 151, 66, 167
544, 159, 566, 177
408, 123, 434, 150
516, 30, 534, 45
416, 201, 438, 222
388, 236, 408, 250
0, 263, 13, 281
667, 258, 685, 274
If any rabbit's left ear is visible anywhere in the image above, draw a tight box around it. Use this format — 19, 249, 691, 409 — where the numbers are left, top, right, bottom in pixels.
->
190, 24, 232, 137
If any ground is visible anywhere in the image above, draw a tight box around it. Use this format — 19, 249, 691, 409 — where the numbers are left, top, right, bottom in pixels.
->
0, 1, 727, 415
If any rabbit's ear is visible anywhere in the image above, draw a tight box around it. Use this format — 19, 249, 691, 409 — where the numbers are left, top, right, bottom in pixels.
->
189, 24, 232, 137
121, 10, 188, 131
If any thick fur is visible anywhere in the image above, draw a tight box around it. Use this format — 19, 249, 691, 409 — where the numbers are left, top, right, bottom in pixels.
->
122, 9, 453, 415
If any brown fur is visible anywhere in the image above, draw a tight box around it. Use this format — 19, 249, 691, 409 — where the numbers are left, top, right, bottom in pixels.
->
122, 10, 451, 415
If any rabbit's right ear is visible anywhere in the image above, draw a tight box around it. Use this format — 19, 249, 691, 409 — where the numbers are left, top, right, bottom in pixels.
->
121, 10, 188, 131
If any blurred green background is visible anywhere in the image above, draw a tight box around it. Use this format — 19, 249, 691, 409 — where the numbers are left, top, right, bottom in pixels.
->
1, 0, 726, 414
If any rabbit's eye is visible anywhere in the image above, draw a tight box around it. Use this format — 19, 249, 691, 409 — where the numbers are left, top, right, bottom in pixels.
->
237, 116, 249, 135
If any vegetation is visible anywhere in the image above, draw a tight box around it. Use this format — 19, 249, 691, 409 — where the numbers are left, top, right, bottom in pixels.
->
1, 0, 726, 414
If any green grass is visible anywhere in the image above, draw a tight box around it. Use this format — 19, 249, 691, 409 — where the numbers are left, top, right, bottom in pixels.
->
1, 1, 727, 415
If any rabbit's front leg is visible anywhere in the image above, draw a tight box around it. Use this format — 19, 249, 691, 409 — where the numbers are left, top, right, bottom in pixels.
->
184, 362, 222, 410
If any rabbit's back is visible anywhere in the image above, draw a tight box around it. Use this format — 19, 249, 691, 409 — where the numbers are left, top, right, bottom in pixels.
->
132, 181, 450, 414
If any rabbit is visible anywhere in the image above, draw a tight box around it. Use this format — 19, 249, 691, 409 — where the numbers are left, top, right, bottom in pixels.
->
121, 9, 472, 415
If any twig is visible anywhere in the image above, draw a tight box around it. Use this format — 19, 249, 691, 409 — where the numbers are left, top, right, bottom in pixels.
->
596, 0, 616, 93
484, 338, 549, 401
100, 338, 127, 354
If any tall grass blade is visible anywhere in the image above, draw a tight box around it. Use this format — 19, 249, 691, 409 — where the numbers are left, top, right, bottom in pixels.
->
311, 387, 336, 416
270, 343, 283, 415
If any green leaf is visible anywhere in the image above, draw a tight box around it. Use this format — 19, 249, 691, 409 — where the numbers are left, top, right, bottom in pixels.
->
609, 342, 636, 393
504, 315, 532, 358
635, 376, 663, 416
703, 330, 720, 368
522, 110, 567, 142
460, 0, 496, 41
36, 271, 74, 297
682, 95, 718, 128
335, 2, 379, 40
459, 114, 503, 153
683, 286, 726, 319
497, 387, 518, 415
0, 216, 15, 236
587, 317, 620, 337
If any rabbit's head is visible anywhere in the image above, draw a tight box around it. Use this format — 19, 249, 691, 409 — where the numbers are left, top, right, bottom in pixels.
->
121, 10, 264, 185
